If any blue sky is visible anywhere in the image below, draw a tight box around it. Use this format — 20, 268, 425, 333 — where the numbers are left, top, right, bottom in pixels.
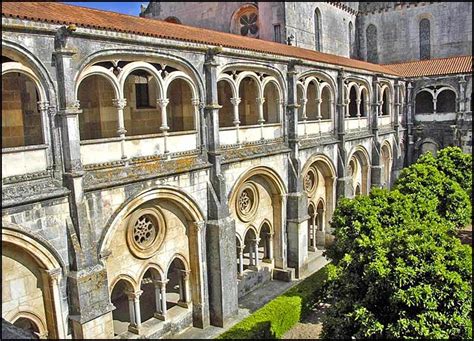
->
62, 2, 145, 16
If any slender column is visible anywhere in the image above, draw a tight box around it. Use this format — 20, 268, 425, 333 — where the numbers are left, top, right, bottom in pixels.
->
248, 243, 254, 267
432, 98, 437, 114
37, 101, 54, 170
301, 98, 308, 136
126, 290, 143, 333
267, 233, 274, 261
230, 97, 241, 144
113, 98, 128, 160
253, 238, 261, 268
178, 270, 192, 307
316, 98, 322, 119
192, 98, 200, 148
238, 245, 245, 276
152, 280, 162, 316
157, 99, 170, 156
256, 97, 265, 140
154, 279, 169, 321
356, 99, 361, 118
345, 98, 350, 118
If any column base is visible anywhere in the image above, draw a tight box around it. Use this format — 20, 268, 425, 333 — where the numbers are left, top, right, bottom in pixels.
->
128, 324, 143, 335
154, 312, 166, 321
177, 300, 191, 309
262, 258, 274, 264
247, 265, 260, 271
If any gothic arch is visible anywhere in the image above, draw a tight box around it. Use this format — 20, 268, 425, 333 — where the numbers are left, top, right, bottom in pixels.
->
137, 263, 165, 285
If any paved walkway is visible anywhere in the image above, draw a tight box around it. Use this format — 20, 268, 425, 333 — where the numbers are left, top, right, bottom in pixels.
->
169, 254, 329, 339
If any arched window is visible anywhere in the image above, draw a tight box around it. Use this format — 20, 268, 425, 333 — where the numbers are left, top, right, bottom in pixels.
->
164, 16, 181, 24
320, 86, 332, 119
415, 91, 434, 114
381, 89, 390, 116
306, 81, 318, 120
436, 90, 456, 113
217, 80, 234, 127
360, 88, 369, 117
419, 18, 431, 60
366, 24, 378, 63
167, 79, 195, 132
231, 5, 259, 38
239, 77, 259, 126
263, 82, 280, 124
314, 8, 322, 52
349, 86, 357, 117
77, 75, 118, 140
349, 22, 353, 58
2, 72, 43, 148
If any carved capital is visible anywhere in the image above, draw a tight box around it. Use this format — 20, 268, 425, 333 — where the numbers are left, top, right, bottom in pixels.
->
191, 98, 200, 106
37, 101, 50, 111
112, 98, 127, 109
157, 99, 170, 108
125, 289, 143, 300
256, 97, 265, 105
230, 97, 241, 106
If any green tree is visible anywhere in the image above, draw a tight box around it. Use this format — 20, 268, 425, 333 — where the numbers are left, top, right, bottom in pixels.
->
394, 162, 471, 229
322, 189, 472, 339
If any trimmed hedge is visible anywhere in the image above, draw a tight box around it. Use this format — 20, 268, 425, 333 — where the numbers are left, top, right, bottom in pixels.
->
217, 266, 328, 339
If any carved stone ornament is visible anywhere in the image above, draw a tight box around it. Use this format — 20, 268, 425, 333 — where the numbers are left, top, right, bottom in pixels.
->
303, 168, 317, 194
236, 182, 259, 222
126, 208, 166, 259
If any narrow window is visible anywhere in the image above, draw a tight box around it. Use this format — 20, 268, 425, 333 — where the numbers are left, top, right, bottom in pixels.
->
366, 24, 378, 63
314, 8, 322, 52
419, 18, 431, 60
273, 24, 281, 43
135, 75, 151, 109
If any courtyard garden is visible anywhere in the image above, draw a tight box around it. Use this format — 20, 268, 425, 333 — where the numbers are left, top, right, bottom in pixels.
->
218, 147, 472, 339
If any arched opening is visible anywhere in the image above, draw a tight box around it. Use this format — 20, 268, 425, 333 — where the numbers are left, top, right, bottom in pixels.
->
263, 82, 280, 124
297, 85, 305, 121
13, 317, 40, 339
436, 90, 456, 113
2, 72, 43, 147
316, 200, 325, 248
217, 80, 234, 127
355, 184, 361, 196
139, 268, 163, 323
366, 24, 378, 63
419, 18, 431, 60
350, 149, 370, 196
360, 88, 368, 117
314, 8, 322, 51
167, 78, 195, 132
77, 75, 118, 140
349, 86, 358, 117
307, 204, 316, 251
231, 5, 259, 38
110, 279, 134, 336
243, 228, 258, 271
166, 257, 190, 309
258, 222, 273, 263
381, 89, 390, 116
123, 69, 161, 136
320, 86, 332, 119
238, 77, 259, 126
306, 81, 318, 120
415, 91, 434, 113
164, 16, 181, 24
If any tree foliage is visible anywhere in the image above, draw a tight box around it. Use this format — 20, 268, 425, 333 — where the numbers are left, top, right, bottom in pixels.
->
322, 189, 472, 339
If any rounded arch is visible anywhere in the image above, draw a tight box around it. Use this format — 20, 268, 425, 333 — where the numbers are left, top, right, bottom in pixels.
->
347, 145, 371, 167
2, 40, 56, 102
74, 65, 121, 100
216, 74, 238, 98
100, 186, 205, 255
262, 76, 283, 101
381, 139, 393, 159
243, 225, 259, 240
2, 61, 47, 102
235, 71, 263, 98
117, 61, 165, 99
137, 262, 164, 285
1, 223, 65, 272
165, 253, 190, 274
164, 71, 199, 100
11, 311, 47, 338
257, 219, 273, 235
109, 274, 138, 293
228, 166, 287, 206
164, 16, 181, 24
302, 153, 337, 179
74, 49, 205, 102
298, 70, 337, 97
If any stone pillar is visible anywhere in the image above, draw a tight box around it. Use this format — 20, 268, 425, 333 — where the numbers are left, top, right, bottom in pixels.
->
264, 232, 274, 262
54, 28, 115, 339
257, 97, 266, 140
238, 245, 245, 277
286, 60, 308, 279
252, 238, 261, 269
113, 98, 128, 160
204, 48, 238, 328
406, 82, 415, 165
301, 98, 308, 136
371, 77, 383, 189
316, 98, 322, 119
37, 101, 54, 171
158, 98, 170, 156
154, 279, 168, 321
152, 280, 162, 316
230, 97, 241, 144
392, 82, 403, 184
178, 270, 192, 308
126, 290, 143, 334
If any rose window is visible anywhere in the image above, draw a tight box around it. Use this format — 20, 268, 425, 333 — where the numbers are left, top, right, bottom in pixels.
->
239, 13, 258, 37
133, 214, 156, 247
304, 168, 317, 194
236, 182, 259, 222
127, 208, 166, 259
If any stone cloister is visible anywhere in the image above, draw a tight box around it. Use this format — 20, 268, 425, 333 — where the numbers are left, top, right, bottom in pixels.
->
1, 2, 471, 339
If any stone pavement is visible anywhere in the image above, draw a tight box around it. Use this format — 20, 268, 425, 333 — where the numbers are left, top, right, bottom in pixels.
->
169, 253, 329, 339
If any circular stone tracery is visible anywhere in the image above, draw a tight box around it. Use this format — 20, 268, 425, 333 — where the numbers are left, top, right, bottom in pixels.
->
236, 182, 259, 222
303, 168, 317, 194
127, 208, 166, 259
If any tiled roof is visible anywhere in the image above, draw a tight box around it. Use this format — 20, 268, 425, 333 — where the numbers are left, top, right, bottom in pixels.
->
384, 56, 473, 77
1, 2, 399, 76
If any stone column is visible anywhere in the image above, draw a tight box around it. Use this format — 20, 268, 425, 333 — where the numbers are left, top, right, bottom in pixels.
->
230, 97, 241, 144
237, 245, 245, 277
37, 101, 54, 171
113, 98, 128, 160
257, 97, 266, 140
152, 280, 162, 316
406, 82, 415, 165
157, 98, 170, 156
316, 208, 326, 248
371, 77, 383, 189
264, 232, 274, 262
204, 48, 238, 328
253, 238, 261, 269
154, 279, 168, 321
192, 98, 201, 148
178, 270, 191, 308
301, 98, 308, 136
126, 290, 143, 334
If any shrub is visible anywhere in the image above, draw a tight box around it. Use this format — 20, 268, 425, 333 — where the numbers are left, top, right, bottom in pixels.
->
322, 189, 472, 339
218, 266, 328, 339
